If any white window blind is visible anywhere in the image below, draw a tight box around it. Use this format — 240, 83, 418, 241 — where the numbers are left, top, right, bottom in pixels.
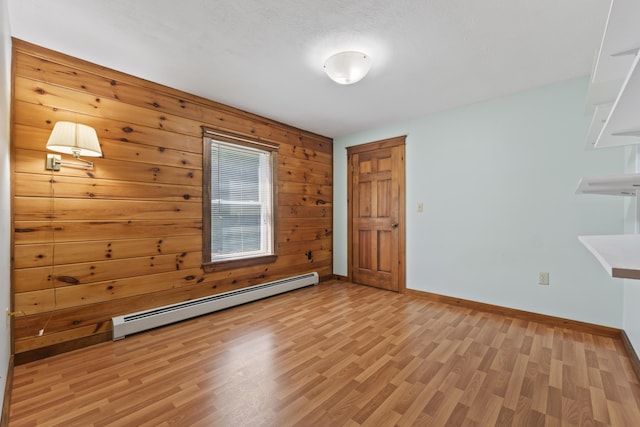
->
210, 139, 274, 261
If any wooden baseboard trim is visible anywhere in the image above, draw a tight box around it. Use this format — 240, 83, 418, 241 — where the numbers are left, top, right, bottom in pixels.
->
331, 275, 349, 281
621, 330, 640, 382
14, 331, 112, 366
0, 355, 13, 427
404, 289, 621, 339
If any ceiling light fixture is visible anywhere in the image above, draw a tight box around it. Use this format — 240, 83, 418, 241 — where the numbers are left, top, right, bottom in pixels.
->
323, 51, 372, 85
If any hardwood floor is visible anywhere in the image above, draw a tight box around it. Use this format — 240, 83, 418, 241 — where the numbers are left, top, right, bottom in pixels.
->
9, 281, 640, 426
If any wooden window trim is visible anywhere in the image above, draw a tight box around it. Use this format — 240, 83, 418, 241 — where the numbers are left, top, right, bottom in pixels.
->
203, 127, 279, 152
202, 127, 279, 272
202, 254, 278, 273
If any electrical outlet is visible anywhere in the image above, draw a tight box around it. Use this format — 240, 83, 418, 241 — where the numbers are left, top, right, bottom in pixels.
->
538, 272, 549, 285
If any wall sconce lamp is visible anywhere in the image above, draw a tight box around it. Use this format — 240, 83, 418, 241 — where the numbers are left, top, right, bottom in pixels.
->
323, 51, 372, 85
45, 121, 102, 170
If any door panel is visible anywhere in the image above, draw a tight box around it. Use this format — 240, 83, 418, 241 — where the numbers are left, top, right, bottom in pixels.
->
358, 229, 372, 269
358, 181, 372, 217
348, 137, 405, 292
377, 230, 392, 273
377, 179, 391, 218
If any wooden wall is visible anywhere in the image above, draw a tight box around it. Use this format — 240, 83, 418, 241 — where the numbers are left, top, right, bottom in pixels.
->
11, 39, 333, 363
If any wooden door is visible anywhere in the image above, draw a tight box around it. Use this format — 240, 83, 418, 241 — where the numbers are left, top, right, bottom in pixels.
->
348, 136, 405, 292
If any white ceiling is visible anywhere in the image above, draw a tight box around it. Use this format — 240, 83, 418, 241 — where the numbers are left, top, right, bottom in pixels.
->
7, 0, 610, 138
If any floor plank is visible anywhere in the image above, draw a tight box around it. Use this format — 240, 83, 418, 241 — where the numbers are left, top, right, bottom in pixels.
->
9, 281, 640, 426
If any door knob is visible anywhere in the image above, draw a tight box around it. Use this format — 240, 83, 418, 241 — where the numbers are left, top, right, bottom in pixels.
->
391, 222, 398, 228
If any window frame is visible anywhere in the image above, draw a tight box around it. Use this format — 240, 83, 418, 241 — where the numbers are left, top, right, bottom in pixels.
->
202, 127, 279, 273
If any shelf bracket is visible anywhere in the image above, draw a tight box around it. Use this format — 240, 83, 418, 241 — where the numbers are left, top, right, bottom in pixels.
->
636, 146, 640, 234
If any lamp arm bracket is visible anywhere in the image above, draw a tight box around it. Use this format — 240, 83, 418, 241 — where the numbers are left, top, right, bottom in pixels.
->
46, 153, 95, 171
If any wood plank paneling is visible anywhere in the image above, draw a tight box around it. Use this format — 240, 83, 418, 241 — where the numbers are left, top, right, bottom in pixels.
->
14, 323, 112, 354
14, 251, 202, 292
278, 182, 332, 196
279, 227, 332, 243
15, 252, 332, 318
277, 205, 331, 218
12, 263, 333, 342
14, 173, 202, 202
279, 155, 332, 176
279, 167, 332, 186
13, 76, 205, 137
13, 124, 202, 170
13, 101, 204, 154
14, 235, 202, 268
13, 197, 201, 221
13, 41, 332, 149
11, 39, 333, 359
278, 192, 332, 207
14, 147, 203, 186
14, 220, 202, 244
278, 217, 332, 230
278, 238, 333, 255
13, 54, 296, 147
15, 267, 208, 315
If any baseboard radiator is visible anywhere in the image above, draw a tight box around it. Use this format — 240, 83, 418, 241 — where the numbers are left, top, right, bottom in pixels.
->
112, 272, 319, 340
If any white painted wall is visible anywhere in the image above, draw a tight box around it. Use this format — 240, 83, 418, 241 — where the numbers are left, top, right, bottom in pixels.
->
0, 0, 11, 409
624, 281, 640, 351
334, 77, 625, 327
623, 148, 640, 352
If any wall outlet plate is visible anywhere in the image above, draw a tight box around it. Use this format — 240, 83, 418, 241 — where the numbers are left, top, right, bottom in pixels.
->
538, 272, 550, 285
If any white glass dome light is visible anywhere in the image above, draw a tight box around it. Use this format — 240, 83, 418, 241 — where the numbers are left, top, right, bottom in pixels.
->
323, 51, 372, 85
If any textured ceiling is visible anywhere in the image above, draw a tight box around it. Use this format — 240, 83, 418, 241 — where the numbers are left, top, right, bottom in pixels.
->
7, 0, 610, 138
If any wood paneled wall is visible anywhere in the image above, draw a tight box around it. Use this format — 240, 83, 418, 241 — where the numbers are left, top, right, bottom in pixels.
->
10, 39, 333, 362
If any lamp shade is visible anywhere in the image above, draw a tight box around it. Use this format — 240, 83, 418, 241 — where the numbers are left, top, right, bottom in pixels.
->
46, 122, 102, 158
323, 51, 372, 85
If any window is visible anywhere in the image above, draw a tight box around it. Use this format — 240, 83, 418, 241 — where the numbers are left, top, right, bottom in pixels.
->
202, 129, 278, 271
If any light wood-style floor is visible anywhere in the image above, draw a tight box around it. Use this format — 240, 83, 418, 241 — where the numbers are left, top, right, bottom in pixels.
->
9, 281, 640, 426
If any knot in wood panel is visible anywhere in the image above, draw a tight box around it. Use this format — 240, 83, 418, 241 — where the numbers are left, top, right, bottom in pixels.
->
56, 276, 80, 285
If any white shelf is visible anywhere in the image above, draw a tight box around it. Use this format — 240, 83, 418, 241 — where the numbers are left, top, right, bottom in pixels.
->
576, 174, 640, 196
585, 79, 622, 113
579, 235, 640, 279
589, 0, 640, 87
580, 1, 640, 281
585, 103, 612, 149
586, 0, 639, 110
588, 0, 640, 149
595, 52, 640, 148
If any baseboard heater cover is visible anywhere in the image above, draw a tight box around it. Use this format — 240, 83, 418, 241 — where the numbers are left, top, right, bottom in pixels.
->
112, 272, 319, 340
